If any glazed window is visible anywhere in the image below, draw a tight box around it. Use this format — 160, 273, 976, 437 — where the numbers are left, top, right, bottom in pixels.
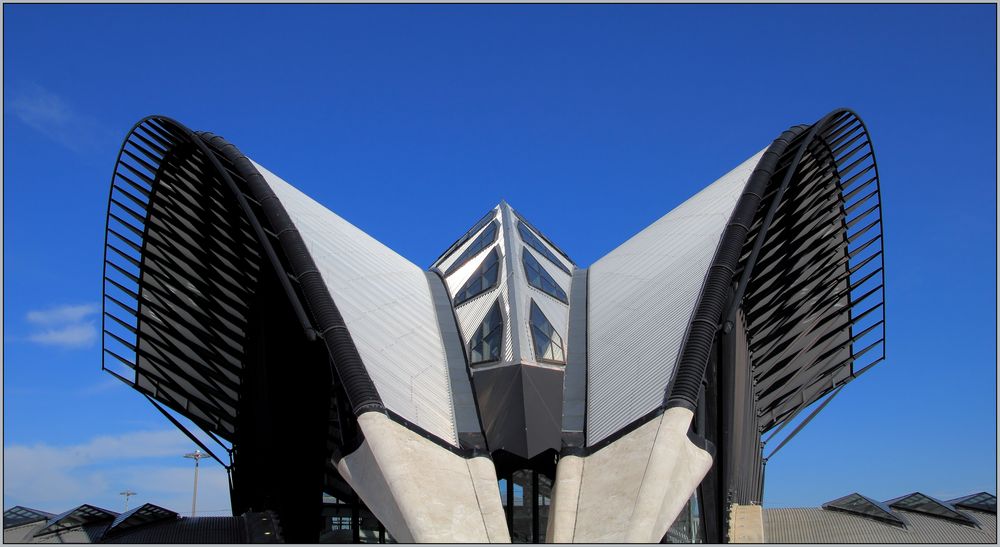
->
522, 248, 568, 303
517, 221, 570, 274
470, 300, 503, 364
529, 300, 565, 364
454, 247, 501, 306
444, 220, 499, 276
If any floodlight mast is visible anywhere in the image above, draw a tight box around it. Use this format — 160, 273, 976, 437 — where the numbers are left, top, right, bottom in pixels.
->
119, 490, 137, 512
184, 450, 206, 517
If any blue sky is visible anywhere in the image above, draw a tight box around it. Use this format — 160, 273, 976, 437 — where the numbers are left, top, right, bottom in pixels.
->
3, 4, 996, 514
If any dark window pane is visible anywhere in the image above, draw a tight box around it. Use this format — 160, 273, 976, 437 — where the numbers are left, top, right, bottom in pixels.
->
537, 474, 552, 543
454, 247, 502, 306
522, 249, 568, 303
444, 220, 499, 276
434, 210, 496, 268
511, 470, 533, 543
4, 507, 54, 529
470, 301, 503, 365
664, 492, 703, 543
949, 493, 997, 514
529, 301, 565, 364
822, 493, 907, 528
517, 221, 571, 274
887, 493, 978, 526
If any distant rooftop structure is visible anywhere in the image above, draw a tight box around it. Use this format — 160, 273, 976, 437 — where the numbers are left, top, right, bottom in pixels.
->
765, 491, 997, 543
2, 504, 280, 544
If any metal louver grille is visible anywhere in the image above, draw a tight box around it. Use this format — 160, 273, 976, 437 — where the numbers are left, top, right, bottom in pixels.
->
743, 110, 886, 432
101, 117, 263, 443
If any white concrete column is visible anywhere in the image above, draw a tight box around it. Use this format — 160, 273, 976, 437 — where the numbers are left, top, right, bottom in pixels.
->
336, 412, 511, 543
565, 408, 713, 543
625, 407, 714, 542
546, 454, 584, 542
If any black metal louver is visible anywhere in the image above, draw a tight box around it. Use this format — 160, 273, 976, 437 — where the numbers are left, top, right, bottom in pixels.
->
743, 110, 886, 434
101, 118, 261, 463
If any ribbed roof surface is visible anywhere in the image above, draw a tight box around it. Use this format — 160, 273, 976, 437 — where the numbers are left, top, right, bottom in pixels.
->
764, 507, 996, 543
100, 515, 256, 543
2, 507, 280, 544
252, 160, 460, 447
585, 149, 766, 444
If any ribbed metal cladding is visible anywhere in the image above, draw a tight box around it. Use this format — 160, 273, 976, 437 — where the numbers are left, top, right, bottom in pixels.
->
665, 128, 807, 412
251, 160, 461, 447
764, 508, 996, 543
424, 270, 483, 442
199, 135, 383, 419
586, 149, 766, 445
562, 268, 589, 435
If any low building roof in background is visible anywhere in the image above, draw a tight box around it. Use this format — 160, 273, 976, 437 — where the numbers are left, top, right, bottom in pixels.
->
2, 503, 282, 544
765, 491, 997, 543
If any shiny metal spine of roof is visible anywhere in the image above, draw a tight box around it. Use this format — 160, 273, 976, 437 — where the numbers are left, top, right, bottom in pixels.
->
585, 149, 766, 445
252, 160, 460, 447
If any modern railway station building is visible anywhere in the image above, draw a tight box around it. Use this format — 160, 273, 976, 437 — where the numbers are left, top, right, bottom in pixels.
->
100, 109, 887, 542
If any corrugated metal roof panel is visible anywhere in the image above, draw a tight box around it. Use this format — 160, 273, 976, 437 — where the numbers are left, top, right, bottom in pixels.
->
252, 161, 459, 447
585, 150, 766, 445
764, 507, 996, 543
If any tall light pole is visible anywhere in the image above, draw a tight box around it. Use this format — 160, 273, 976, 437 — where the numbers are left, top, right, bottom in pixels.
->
120, 490, 137, 512
184, 450, 206, 517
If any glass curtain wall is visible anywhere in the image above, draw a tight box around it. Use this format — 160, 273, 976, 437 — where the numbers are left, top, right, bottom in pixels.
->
498, 469, 553, 543
319, 494, 395, 544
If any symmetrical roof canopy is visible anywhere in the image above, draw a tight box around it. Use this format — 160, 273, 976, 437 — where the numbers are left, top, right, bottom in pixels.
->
99, 109, 886, 542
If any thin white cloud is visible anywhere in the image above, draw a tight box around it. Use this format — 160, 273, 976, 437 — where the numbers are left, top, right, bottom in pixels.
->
25, 303, 99, 348
3, 430, 232, 515
27, 321, 97, 348
6, 82, 113, 154
27, 303, 99, 325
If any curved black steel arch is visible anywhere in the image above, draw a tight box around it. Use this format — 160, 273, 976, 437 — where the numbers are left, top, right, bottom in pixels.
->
666, 107, 886, 413
101, 116, 385, 425
197, 130, 384, 416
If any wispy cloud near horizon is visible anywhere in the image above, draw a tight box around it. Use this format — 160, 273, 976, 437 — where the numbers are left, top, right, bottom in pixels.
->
6, 82, 113, 154
3, 429, 231, 514
25, 303, 99, 348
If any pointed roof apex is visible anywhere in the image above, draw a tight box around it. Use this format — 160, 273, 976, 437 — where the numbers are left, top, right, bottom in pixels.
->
823, 492, 907, 528
949, 492, 997, 514
34, 504, 118, 537
4, 506, 55, 529
886, 492, 979, 526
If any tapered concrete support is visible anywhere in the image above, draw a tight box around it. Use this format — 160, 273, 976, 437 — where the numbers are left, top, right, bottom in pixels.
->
551, 407, 712, 543
336, 412, 511, 543
546, 454, 583, 543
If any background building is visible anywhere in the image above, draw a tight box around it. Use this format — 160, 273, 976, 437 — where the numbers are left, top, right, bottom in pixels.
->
99, 109, 886, 542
